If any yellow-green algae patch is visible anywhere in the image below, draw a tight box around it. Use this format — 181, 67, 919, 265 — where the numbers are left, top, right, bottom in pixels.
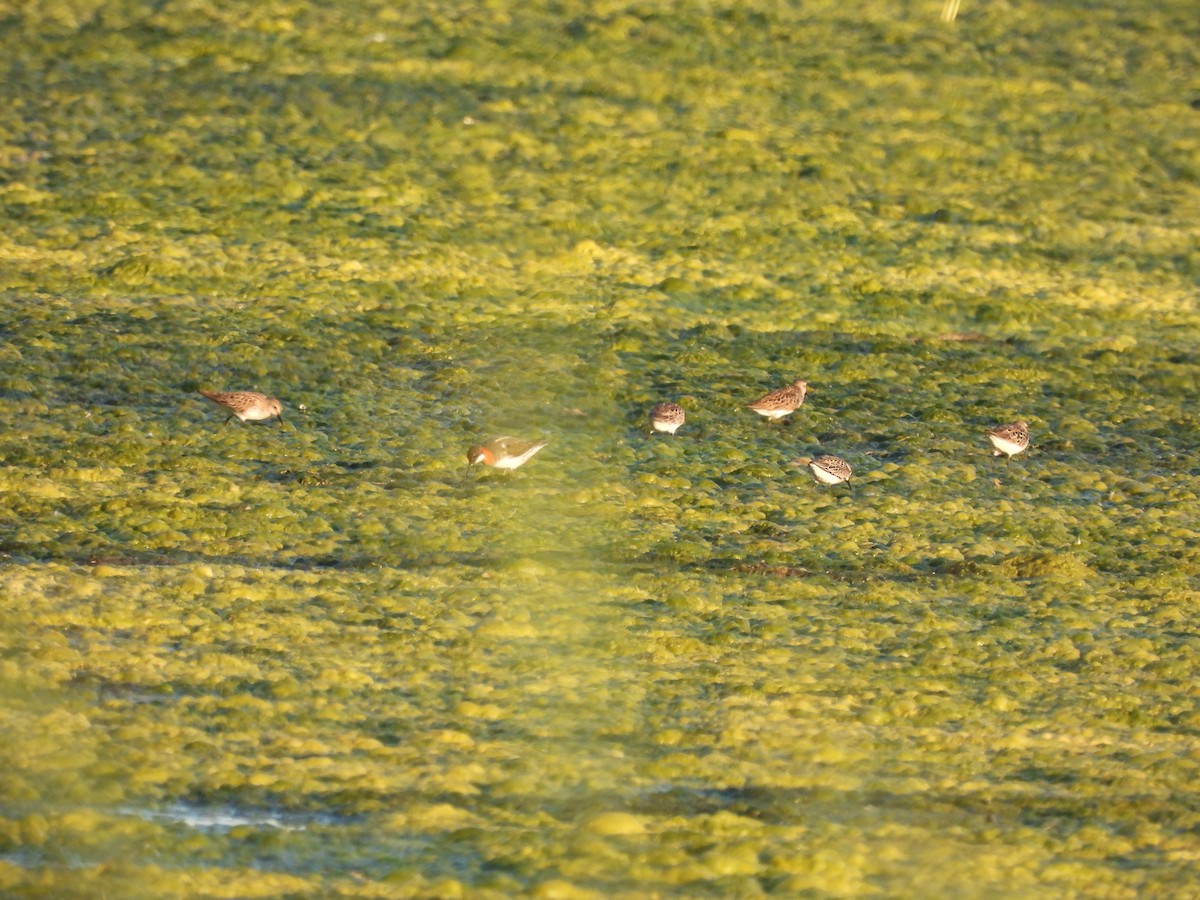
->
3, 0, 1200, 896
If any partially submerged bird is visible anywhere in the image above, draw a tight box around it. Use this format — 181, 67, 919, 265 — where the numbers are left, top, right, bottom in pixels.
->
648, 402, 686, 435
198, 390, 284, 425
986, 420, 1030, 460
467, 436, 548, 470
795, 454, 853, 487
748, 379, 808, 422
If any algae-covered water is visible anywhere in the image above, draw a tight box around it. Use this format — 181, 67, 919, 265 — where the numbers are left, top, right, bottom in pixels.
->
2, 0, 1200, 896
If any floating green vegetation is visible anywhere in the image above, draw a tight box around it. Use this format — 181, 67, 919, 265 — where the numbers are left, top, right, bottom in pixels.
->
2, 0, 1200, 896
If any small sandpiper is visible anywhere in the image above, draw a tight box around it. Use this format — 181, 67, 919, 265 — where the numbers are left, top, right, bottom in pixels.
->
748, 379, 808, 422
198, 390, 284, 425
795, 454, 853, 487
467, 436, 548, 470
648, 402, 686, 435
986, 420, 1030, 460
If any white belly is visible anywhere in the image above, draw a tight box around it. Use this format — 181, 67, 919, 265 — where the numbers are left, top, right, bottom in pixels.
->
989, 435, 1026, 456
810, 464, 846, 484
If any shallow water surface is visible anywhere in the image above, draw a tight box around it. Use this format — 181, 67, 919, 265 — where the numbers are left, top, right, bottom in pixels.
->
1, 0, 1200, 896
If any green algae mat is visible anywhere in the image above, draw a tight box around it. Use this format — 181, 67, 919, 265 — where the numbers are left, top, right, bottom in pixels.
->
2, 0, 1200, 896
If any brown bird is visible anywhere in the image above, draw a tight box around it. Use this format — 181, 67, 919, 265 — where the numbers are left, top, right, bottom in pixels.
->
648, 402, 686, 435
198, 390, 284, 425
748, 379, 808, 422
795, 454, 853, 487
986, 420, 1030, 460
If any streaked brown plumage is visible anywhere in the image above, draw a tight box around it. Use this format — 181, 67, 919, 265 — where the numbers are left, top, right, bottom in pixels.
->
649, 402, 686, 435
198, 390, 284, 425
986, 420, 1030, 459
748, 379, 808, 421
796, 454, 853, 486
